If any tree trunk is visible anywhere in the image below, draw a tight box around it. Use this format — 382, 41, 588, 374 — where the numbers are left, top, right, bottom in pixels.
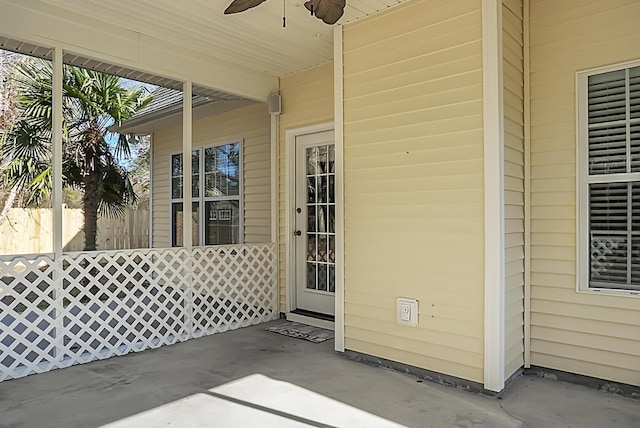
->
0, 185, 19, 227
83, 174, 100, 251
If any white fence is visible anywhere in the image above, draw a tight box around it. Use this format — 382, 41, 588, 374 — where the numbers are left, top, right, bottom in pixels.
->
0, 243, 278, 382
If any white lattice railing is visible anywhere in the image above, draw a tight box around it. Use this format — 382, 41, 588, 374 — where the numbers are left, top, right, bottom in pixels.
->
0, 243, 278, 382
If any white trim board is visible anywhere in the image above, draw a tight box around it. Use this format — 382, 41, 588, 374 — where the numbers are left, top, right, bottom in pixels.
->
333, 25, 345, 353
482, 0, 506, 393
523, 0, 532, 369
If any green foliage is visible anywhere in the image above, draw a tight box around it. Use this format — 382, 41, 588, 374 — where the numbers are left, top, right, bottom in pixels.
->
0, 58, 152, 249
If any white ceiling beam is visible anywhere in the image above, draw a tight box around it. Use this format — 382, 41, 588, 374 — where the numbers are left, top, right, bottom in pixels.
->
0, 0, 278, 101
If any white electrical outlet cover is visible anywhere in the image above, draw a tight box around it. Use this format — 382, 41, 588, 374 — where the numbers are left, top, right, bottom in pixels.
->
396, 297, 418, 327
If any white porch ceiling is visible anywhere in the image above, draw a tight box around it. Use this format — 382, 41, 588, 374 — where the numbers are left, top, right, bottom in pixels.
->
0, 0, 409, 93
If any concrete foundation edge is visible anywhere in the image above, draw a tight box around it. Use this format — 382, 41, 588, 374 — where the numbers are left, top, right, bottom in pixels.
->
343, 350, 495, 396
525, 366, 640, 399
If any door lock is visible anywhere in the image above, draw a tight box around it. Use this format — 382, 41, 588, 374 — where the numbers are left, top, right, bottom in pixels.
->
294, 230, 302, 236
296, 208, 302, 213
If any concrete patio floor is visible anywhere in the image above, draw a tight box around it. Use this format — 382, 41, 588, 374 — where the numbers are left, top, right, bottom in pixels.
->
0, 320, 638, 428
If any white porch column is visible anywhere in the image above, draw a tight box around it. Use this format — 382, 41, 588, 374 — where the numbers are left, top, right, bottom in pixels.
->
482, 0, 506, 393
52, 46, 63, 258
333, 25, 345, 353
270, 112, 278, 244
269, 104, 279, 318
182, 81, 193, 249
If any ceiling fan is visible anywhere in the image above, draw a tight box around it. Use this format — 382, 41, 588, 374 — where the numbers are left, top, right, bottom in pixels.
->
224, 0, 346, 25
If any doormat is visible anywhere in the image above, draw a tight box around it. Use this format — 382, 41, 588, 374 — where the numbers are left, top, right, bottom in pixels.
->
266, 321, 334, 343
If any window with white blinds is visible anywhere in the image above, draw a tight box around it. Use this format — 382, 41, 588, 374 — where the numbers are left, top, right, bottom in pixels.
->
579, 62, 640, 293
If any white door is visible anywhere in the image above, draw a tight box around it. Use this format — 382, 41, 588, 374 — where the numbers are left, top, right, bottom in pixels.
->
294, 130, 336, 316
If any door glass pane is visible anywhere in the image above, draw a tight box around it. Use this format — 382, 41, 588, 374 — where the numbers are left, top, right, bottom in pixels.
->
317, 205, 326, 233
307, 263, 316, 289
328, 235, 336, 264
328, 145, 335, 173
307, 206, 316, 232
318, 265, 328, 291
328, 265, 335, 292
307, 147, 318, 175
328, 175, 335, 203
317, 236, 327, 262
328, 205, 335, 233
318, 176, 327, 203
317, 146, 328, 174
307, 234, 316, 261
302, 143, 336, 294
307, 176, 316, 203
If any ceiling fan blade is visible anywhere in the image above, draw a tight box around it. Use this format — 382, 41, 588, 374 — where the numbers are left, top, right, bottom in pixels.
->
304, 0, 345, 25
224, 0, 269, 14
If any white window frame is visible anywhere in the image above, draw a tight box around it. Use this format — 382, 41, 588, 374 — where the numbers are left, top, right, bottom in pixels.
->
577, 59, 640, 297
170, 139, 244, 247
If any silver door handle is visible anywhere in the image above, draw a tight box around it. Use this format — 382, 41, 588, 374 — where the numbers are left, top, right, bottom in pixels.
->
293, 230, 302, 236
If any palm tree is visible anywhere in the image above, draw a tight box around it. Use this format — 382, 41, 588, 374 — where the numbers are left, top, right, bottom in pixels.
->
0, 59, 152, 251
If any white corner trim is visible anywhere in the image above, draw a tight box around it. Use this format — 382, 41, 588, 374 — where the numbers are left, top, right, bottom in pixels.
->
182, 81, 193, 249
482, 0, 506, 393
523, 0, 531, 369
333, 25, 345, 353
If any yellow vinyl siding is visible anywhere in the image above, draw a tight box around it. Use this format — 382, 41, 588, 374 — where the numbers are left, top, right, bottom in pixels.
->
278, 63, 334, 312
152, 129, 179, 247
343, 0, 485, 383
503, 0, 525, 381
529, 0, 640, 386
152, 103, 271, 247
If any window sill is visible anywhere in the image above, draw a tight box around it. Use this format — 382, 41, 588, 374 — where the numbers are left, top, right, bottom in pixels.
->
576, 287, 640, 298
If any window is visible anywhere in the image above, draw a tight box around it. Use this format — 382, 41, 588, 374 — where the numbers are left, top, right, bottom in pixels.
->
578, 62, 640, 293
171, 141, 242, 246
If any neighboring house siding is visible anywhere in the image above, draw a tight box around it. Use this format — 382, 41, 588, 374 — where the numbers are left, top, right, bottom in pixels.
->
530, 0, 640, 386
342, 0, 485, 383
152, 103, 271, 247
278, 63, 334, 312
503, 0, 525, 381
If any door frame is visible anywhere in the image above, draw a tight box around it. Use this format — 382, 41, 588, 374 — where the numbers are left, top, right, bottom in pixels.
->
285, 122, 344, 351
